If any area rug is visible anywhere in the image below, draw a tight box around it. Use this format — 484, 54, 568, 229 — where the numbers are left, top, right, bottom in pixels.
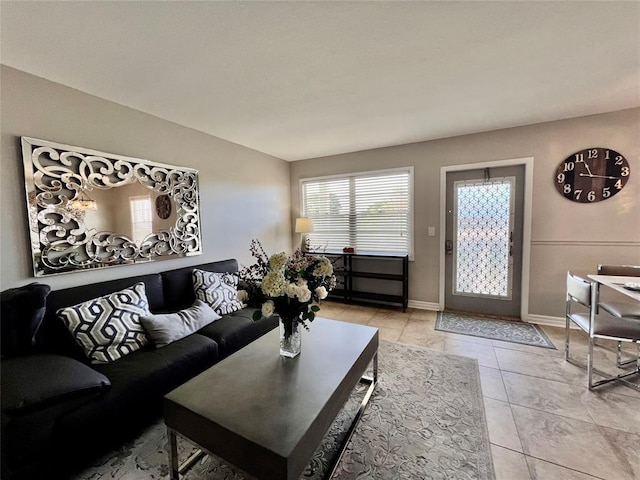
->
436, 311, 556, 349
70, 341, 495, 480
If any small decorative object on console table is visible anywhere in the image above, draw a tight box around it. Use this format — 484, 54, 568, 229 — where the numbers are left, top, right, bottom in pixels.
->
239, 240, 336, 357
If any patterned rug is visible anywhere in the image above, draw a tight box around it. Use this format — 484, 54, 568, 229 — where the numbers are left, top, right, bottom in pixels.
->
436, 311, 556, 349
70, 341, 495, 480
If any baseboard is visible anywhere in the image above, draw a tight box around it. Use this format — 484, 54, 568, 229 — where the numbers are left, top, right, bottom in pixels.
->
525, 314, 567, 328
402, 301, 571, 329
407, 300, 440, 311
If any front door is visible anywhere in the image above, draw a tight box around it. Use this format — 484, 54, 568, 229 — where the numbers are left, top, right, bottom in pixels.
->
444, 166, 524, 318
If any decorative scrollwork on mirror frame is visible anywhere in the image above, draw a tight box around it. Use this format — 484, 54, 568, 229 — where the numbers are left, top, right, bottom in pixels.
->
21, 137, 202, 277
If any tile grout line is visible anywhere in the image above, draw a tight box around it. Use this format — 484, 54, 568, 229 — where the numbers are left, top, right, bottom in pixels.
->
494, 344, 527, 458
522, 453, 606, 480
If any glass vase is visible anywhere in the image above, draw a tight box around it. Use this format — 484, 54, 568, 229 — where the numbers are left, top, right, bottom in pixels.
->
279, 317, 301, 358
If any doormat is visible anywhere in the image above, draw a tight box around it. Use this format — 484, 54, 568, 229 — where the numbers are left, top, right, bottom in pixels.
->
436, 311, 556, 349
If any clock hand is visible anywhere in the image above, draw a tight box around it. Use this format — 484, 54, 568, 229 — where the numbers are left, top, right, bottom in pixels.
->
583, 162, 594, 177
578, 173, 620, 180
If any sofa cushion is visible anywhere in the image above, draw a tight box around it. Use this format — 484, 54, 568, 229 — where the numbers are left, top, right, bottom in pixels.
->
2, 386, 109, 480
53, 334, 219, 452
197, 307, 278, 357
140, 300, 221, 348
92, 334, 219, 395
1, 283, 51, 358
37, 334, 219, 476
193, 269, 243, 315
1, 354, 110, 413
57, 283, 151, 364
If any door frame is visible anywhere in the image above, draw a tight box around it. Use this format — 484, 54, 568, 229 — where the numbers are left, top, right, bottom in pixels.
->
439, 157, 534, 321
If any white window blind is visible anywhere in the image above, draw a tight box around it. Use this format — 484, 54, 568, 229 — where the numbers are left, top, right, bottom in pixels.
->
301, 168, 413, 256
129, 195, 153, 243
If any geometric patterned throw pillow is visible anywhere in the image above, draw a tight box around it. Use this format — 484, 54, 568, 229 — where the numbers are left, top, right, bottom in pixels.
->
192, 269, 243, 316
57, 283, 151, 364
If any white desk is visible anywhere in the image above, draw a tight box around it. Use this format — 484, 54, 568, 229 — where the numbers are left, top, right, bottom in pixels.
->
587, 275, 640, 303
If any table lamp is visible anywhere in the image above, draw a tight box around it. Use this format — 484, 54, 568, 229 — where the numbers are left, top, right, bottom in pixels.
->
295, 217, 314, 252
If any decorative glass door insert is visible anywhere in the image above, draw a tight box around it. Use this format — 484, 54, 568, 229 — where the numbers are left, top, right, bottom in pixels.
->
453, 177, 515, 299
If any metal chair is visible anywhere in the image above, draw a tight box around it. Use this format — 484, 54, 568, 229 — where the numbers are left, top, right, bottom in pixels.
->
565, 272, 640, 390
596, 265, 640, 367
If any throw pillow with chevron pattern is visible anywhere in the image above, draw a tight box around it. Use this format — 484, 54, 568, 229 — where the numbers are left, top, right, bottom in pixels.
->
57, 283, 151, 364
192, 269, 243, 315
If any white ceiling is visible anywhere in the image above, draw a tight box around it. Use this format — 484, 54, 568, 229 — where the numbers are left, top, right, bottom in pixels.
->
1, 1, 639, 161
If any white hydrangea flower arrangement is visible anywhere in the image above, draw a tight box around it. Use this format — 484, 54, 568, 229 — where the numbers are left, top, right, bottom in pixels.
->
239, 239, 337, 338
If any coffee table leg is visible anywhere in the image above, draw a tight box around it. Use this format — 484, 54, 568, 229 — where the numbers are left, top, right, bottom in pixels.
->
328, 350, 378, 479
167, 427, 208, 479
373, 351, 378, 384
168, 428, 179, 480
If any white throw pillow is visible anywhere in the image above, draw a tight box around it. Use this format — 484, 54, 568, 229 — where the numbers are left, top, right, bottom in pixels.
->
140, 300, 221, 348
192, 269, 243, 315
57, 283, 151, 364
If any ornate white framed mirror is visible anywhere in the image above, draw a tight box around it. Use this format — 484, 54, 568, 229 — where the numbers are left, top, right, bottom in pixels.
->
22, 137, 202, 276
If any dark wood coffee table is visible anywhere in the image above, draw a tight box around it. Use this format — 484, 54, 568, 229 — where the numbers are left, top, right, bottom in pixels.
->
164, 318, 379, 480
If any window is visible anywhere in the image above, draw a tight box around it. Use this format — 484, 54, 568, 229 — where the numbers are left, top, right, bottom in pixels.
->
300, 167, 413, 257
453, 177, 514, 298
129, 195, 153, 243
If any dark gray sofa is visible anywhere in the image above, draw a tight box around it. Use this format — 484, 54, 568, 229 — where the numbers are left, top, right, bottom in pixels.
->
1, 259, 277, 480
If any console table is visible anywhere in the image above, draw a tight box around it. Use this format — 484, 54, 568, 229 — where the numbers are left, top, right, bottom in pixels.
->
324, 252, 409, 311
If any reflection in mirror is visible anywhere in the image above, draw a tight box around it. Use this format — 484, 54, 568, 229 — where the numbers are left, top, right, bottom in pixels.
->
22, 137, 202, 276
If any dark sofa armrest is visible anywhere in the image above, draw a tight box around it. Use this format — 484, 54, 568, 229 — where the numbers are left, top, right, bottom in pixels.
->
1, 354, 111, 413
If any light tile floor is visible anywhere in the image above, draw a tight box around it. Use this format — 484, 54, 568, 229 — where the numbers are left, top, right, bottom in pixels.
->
320, 301, 640, 480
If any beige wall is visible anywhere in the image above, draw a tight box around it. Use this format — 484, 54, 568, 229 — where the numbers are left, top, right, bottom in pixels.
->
290, 108, 640, 320
0, 66, 291, 291
2, 65, 638, 319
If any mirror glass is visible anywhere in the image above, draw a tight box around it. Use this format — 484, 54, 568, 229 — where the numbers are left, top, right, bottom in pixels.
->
22, 137, 202, 276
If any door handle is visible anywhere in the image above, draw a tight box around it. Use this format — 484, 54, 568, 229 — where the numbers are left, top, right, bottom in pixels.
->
445, 240, 453, 255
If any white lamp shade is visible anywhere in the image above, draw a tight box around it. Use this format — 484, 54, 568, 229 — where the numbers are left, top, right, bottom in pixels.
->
295, 217, 314, 233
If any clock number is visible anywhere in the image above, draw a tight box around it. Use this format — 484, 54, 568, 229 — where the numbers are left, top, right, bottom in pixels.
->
615, 156, 623, 165
588, 149, 598, 159
603, 187, 611, 198
605, 150, 610, 160
574, 153, 584, 162
564, 162, 575, 172
615, 179, 623, 189
557, 173, 565, 183
587, 191, 596, 202
564, 184, 572, 194
574, 189, 582, 200
621, 166, 630, 176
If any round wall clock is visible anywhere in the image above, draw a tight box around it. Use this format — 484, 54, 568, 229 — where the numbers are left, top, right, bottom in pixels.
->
155, 194, 172, 219
554, 147, 630, 203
